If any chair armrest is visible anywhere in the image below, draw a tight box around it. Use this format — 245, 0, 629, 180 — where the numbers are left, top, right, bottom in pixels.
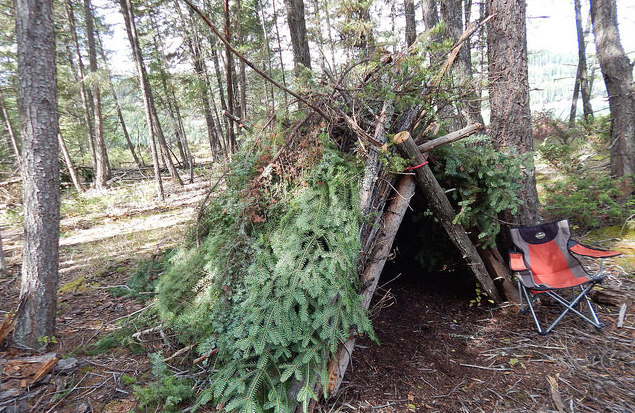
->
509, 251, 529, 271
568, 240, 621, 258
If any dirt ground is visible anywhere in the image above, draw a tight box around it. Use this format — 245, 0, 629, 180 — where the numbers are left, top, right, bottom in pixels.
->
1, 174, 634, 413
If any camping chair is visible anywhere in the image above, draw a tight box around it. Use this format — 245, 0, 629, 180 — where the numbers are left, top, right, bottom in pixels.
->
508, 220, 621, 335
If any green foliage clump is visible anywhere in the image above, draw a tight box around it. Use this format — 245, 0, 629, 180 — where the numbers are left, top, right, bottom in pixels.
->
109, 253, 170, 302
535, 114, 635, 230
541, 175, 634, 229
155, 141, 373, 412
134, 353, 194, 412
432, 135, 525, 247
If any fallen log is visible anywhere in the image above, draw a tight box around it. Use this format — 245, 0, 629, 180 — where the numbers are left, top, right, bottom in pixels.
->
393, 130, 502, 304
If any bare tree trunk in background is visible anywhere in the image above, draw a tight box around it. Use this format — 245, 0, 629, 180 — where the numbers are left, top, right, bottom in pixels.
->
257, 0, 276, 111
13, 0, 61, 352
440, 0, 483, 126
149, 95, 183, 186
177, 2, 222, 158
224, 0, 237, 153
404, 0, 417, 47
236, 0, 247, 120
590, 0, 634, 178
96, 30, 143, 169
58, 133, 85, 193
119, 0, 164, 200
149, 14, 188, 169
422, 0, 439, 31
66, 0, 96, 171
570, 0, 593, 126
272, 0, 290, 110
486, 0, 539, 227
283, 0, 312, 77
0, 90, 21, 167
84, 0, 110, 189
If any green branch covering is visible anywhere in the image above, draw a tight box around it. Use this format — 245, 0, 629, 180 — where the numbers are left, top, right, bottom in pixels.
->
156, 138, 373, 412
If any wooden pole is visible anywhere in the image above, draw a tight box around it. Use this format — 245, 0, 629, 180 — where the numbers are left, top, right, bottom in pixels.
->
393, 131, 502, 303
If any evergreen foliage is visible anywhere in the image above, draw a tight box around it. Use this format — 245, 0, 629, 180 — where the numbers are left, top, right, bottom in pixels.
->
535, 114, 634, 229
433, 136, 525, 247
156, 138, 373, 412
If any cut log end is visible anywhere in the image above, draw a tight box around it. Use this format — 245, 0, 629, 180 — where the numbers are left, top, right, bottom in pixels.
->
392, 131, 411, 144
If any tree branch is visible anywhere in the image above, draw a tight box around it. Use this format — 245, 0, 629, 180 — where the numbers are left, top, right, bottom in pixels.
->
182, 0, 330, 121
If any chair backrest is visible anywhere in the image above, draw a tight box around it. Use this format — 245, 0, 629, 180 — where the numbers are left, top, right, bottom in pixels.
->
510, 220, 588, 289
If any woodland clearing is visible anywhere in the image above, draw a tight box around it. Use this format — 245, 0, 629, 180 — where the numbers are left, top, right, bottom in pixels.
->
0, 165, 633, 413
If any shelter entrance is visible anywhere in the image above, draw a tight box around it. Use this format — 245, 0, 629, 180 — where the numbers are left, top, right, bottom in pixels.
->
378, 190, 478, 300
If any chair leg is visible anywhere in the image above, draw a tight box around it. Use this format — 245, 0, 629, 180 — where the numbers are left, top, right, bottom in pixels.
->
519, 285, 544, 334
543, 284, 603, 333
581, 286, 604, 328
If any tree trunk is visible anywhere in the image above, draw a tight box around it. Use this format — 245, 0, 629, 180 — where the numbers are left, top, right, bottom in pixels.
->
0, 90, 21, 167
283, 0, 312, 77
486, 0, 539, 227
590, 0, 635, 177
224, 0, 237, 153
96, 29, 143, 169
574, 0, 593, 123
119, 0, 164, 200
422, 0, 439, 31
58, 132, 85, 193
179, 2, 222, 157
84, 0, 110, 189
272, 0, 290, 109
236, 0, 247, 120
404, 0, 417, 47
13, 0, 61, 352
65, 0, 96, 172
440, 0, 483, 127
393, 131, 502, 303
149, 92, 183, 186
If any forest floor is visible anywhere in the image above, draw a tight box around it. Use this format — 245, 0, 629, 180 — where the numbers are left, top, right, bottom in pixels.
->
0, 169, 634, 413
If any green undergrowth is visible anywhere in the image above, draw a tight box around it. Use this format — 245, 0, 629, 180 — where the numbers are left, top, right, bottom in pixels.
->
154, 137, 373, 412
535, 114, 634, 230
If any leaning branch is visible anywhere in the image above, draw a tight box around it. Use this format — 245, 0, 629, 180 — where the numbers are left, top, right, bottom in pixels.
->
182, 0, 330, 121
432, 14, 496, 87
417, 123, 482, 153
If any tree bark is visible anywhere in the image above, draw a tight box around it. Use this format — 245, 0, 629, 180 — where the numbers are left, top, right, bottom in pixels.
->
590, 0, 635, 178
404, 0, 417, 47
283, 0, 312, 77
393, 131, 502, 303
119, 0, 164, 200
486, 0, 539, 226
84, 0, 110, 189
13, 0, 60, 352
0, 90, 21, 167
58, 132, 85, 193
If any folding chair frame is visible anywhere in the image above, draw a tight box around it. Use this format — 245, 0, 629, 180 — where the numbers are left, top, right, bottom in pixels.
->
509, 220, 620, 335
517, 280, 603, 335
